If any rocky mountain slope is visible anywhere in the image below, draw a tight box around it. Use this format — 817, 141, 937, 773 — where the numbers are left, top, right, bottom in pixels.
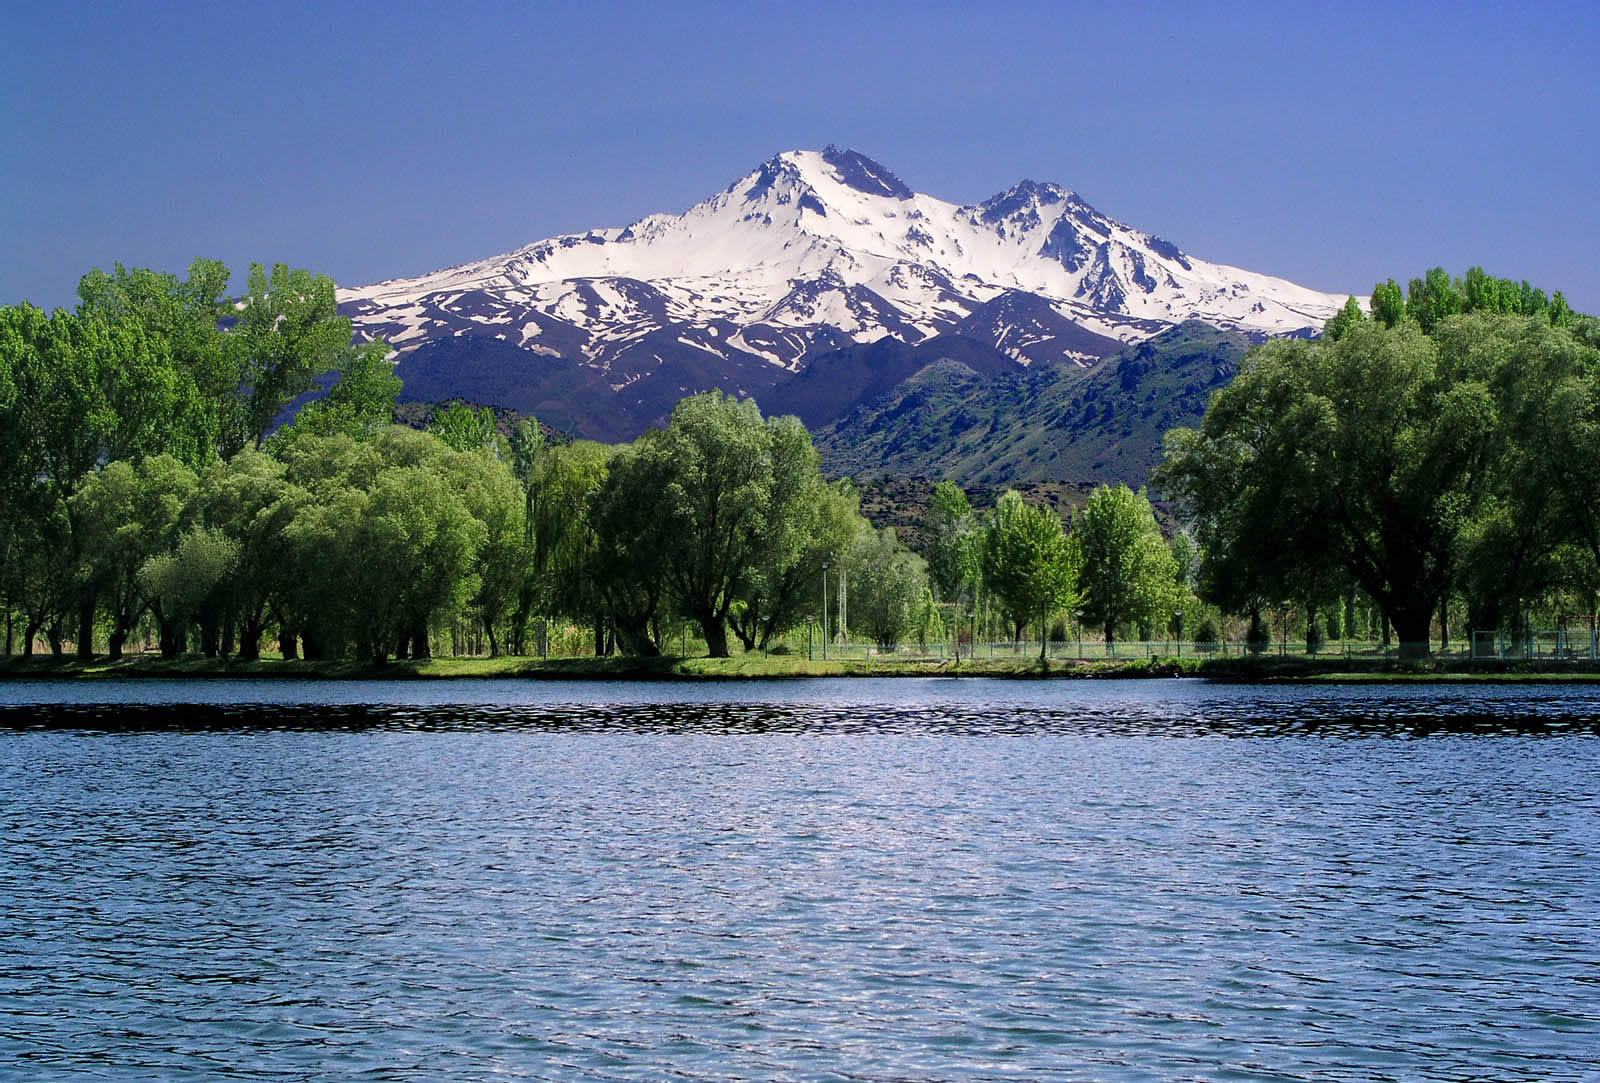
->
813, 321, 1253, 487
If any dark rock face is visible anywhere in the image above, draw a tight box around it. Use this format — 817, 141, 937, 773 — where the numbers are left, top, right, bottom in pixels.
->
822, 145, 913, 199
1040, 217, 1088, 272
1146, 234, 1192, 270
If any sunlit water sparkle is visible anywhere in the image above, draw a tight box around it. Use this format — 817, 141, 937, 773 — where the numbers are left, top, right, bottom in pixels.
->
2, 678, 1596, 1081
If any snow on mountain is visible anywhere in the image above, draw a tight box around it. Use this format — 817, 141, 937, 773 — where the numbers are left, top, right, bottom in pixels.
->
340, 147, 1346, 437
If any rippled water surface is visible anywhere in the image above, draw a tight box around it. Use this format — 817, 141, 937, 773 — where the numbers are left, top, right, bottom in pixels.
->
2, 678, 1598, 1081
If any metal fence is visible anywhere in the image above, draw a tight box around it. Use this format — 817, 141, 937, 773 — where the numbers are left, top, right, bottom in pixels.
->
807, 633, 1600, 663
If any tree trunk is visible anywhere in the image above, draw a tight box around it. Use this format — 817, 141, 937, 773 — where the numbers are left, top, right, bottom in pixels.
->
279, 630, 298, 660
699, 611, 731, 658
76, 592, 95, 660
23, 619, 40, 658
1439, 596, 1450, 651
159, 619, 184, 659
613, 615, 661, 657
410, 622, 431, 660
107, 628, 126, 661
1391, 605, 1433, 660
486, 620, 499, 658
237, 614, 263, 662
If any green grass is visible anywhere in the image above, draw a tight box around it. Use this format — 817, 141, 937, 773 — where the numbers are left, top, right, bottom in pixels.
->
6, 651, 1600, 683
2, 651, 1195, 681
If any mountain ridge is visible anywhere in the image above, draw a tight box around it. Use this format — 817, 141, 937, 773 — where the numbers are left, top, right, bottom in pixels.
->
339, 147, 1344, 440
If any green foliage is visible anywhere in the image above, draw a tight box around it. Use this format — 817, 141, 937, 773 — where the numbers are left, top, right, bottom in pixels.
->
1159, 314, 1540, 656
71, 455, 198, 658
285, 340, 401, 442
1323, 295, 1367, 342
1406, 267, 1464, 334
140, 526, 238, 657
76, 259, 234, 463
923, 480, 979, 605
1075, 484, 1178, 645
1371, 279, 1406, 329
981, 490, 1081, 649
617, 391, 827, 657
232, 263, 351, 453
846, 526, 928, 650
428, 401, 500, 454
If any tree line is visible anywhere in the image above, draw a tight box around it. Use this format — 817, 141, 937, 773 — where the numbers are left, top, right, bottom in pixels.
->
13, 258, 1585, 665
1159, 267, 1600, 658
1, 259, 1201, 663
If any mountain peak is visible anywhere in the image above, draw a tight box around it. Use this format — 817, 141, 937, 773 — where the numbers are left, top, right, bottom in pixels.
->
976, 179, 1075, 224
341, 149, 1348, 442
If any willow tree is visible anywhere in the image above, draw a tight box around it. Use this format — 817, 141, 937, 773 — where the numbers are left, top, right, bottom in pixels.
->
615, 391, 825, 657
1160, 319, 1499, 658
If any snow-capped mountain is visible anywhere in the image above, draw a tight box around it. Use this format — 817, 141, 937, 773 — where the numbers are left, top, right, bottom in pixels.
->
340, 147, 1345, 439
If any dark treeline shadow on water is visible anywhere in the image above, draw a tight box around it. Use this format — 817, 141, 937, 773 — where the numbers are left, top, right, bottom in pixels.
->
5, 696, 1600, 737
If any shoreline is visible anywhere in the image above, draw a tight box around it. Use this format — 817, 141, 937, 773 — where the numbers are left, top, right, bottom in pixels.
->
6, 654, 1600, 684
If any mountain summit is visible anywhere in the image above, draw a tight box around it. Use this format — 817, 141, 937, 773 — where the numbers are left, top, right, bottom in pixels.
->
340, 148, 1344, 439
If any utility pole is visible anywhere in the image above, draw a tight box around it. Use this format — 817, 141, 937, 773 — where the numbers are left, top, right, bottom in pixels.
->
821, 561, 829, 661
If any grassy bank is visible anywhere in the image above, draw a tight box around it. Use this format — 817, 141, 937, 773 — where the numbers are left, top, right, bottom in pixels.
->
6, 652, 1600, 683
0, 652, 1182, 681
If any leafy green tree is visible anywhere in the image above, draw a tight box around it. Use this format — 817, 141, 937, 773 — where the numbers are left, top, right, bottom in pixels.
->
1445, 311, 1600, 627
232, 264, 351, 453
198, 451, 307, 660
981, 490, 1081, 655
282, 340, 401, 442
434, 441, 532, 656
1161, 319, 1498, 657
1323, 295, 1367, 341
71, 456, 198, 659
727, 419, 846, 652
76, 259, 234, 463
520, 438, 611, 655
626, 391, 822, 657
1371, 279, 1406, 329
923, 480, 980, 605
587, 442, 675, 655
1406, 267, 1464, 334
847, 526, 928, 650
4, 303, 199, 655
428, 401, 500, 454
140, 527, 238, 658
1075, 484, 1178, 646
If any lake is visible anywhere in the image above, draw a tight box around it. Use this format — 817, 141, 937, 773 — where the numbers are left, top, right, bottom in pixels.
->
2, 678, 1597, 1081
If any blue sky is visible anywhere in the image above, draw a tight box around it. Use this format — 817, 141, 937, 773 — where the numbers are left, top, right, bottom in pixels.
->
4, 0, 1597, 313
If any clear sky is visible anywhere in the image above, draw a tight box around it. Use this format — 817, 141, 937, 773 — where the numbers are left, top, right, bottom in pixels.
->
4, 0, 1597, 314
